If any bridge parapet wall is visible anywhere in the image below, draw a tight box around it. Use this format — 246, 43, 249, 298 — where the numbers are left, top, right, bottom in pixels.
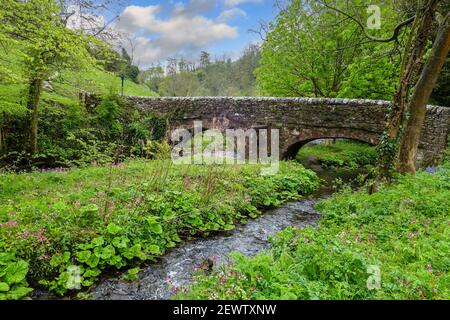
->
84, 96, 450, 167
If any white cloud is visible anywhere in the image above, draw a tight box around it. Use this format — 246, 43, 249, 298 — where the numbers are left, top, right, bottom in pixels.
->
224, 0, 263, 7
66, 5, 106, 32
114, 3, 239, 65
217, 8, 247, 22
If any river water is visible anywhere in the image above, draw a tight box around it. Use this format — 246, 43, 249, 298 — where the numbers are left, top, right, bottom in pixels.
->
32, 164, 362, 300
90, 200, 321, 300
88, 166, 362, 300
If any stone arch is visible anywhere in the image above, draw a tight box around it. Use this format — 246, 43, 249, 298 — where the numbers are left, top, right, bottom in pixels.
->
281, 128, 379, 160
85, 95, 450, 167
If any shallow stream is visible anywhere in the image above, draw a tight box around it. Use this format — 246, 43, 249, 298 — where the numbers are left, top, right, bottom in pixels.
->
33, 164, 363, 300
88, 166, 362, 300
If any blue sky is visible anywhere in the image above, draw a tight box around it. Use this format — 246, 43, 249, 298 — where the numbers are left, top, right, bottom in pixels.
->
105, 0, 277, 67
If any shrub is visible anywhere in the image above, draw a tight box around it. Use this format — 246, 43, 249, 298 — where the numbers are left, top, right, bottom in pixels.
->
0, 252, 33, 300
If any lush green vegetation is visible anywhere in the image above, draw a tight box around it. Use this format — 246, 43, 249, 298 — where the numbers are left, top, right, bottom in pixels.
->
139, 46, 261, 97
296, 140, 377, 169
256, 0, 401, 99
175, 162, 450, 300
0, 0, 448, 302
0, 160, 319, 299
0, 0, 155, 169
256, 0, 449, 103
0, 89, 162, 169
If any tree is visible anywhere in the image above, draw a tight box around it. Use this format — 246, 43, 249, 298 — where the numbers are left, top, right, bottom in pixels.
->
159, 72, 202, 97
322, 0, 450, 175
200, 51, 211, 68
0, 0, 109, 154
337, 46, 400, 100
233, 44, 260, 96
397, 11, 450, 173
256, 0, 383, 97
145, 47, 261, 97
139, 65, 165, 93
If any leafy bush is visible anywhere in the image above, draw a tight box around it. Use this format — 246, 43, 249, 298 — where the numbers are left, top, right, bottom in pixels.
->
0, 252, 33, 300
176, 166, 449, 300
0, 160, 319, 298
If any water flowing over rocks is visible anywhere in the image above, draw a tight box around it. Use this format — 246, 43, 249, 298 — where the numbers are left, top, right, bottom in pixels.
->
91, 200, 320, 300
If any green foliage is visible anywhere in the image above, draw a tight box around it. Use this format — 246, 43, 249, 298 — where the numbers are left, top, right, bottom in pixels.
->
256, 0, 402, 98
144, 45, 260, 97
0, 88, 165, 169
0, 252, 33, 300
338, 54, 399, 100
95, 93, 124, 140
0, 160, 319, 298
0, 0, 155, 166
0, 0, 107, 82
176, 166, 450, 300
297, 140, 377, 169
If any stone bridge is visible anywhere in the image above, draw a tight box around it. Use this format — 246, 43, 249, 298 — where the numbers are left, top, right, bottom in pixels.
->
89, 96, 450, 167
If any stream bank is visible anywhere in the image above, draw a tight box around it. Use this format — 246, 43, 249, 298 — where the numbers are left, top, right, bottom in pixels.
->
88, 165, 363, 300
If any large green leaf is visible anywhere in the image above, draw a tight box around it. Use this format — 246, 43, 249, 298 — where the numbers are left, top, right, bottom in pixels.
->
4, 260, 28, 285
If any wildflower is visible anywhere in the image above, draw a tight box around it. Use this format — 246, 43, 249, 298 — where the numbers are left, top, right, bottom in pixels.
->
0, 221, 19, 228
171, 285, 180, 294
209, 292, 219, 300
35, 228, 49, 242
426, 165, 436, 175
19, 228, 30, 239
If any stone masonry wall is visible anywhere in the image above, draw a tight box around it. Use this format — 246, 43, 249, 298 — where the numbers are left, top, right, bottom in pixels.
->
84, 96, 450, 167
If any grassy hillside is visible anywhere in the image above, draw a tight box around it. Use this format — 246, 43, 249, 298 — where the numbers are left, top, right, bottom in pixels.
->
0, 45, 155, 115
0, 45, 157, 168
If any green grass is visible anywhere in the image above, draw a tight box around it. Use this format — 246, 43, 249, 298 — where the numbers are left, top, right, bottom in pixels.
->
0, 160, 319, 299
54, 68, 156, 98
0, 44, 155, 117
175, 164, 450, 300
296, 140, 377, 169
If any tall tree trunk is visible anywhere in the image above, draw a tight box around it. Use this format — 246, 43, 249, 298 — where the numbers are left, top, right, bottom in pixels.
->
377, 0, 438, 177
397, 12, 450, 174
27, 77, 44, 155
